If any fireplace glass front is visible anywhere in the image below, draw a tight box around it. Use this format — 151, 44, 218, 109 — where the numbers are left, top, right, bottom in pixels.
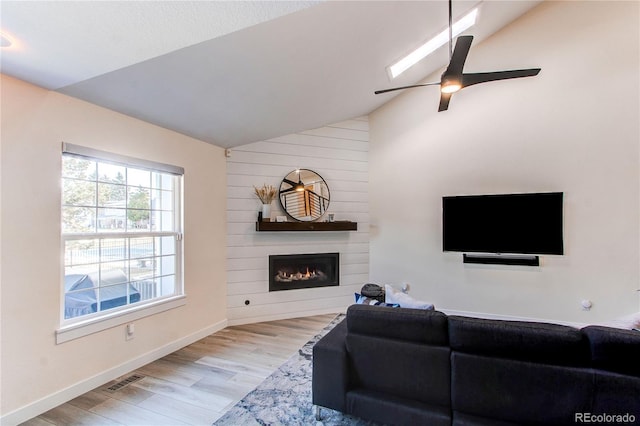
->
269, 253, 339, 291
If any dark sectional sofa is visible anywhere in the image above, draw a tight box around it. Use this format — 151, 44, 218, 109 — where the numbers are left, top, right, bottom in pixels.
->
312, 304, 640, 425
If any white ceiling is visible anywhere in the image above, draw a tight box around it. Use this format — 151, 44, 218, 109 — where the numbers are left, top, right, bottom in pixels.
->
0, 1, 542, 148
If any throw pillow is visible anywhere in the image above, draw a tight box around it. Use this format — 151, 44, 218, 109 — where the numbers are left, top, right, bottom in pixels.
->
384, 284, 434, 310
354, 293, 399, 307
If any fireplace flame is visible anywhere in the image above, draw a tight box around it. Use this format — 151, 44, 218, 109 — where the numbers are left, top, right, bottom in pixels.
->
274, 266, 327, 283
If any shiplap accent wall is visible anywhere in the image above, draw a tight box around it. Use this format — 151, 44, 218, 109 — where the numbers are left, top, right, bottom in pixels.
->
226, 117, 369, 325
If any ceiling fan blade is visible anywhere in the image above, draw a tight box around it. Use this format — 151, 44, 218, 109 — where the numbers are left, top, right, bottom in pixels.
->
374, 82, 439, 95
280, 187, 297, 194
438, 92, 452, 112
462, 68, 541, 88
444, 35, 474, 77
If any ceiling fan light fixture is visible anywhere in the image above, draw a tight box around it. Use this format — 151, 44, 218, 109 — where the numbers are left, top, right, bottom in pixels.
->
441, 76, 462, 93
388, 7, 478, 79
294, 170, 305, 191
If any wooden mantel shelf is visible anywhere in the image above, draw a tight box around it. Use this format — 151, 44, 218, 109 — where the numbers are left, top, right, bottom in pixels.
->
255, 221, 357, 232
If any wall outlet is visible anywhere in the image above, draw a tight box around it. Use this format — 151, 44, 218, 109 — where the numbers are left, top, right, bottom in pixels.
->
125, 323, 135, 340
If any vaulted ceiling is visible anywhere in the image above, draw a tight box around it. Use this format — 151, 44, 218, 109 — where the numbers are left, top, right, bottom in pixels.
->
1, 1, 541, 148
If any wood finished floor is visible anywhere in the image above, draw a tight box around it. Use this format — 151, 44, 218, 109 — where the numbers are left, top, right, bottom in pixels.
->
20, 313, 337, 426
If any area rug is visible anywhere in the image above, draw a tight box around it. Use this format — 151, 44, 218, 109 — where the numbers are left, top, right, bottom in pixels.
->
213, 314, 377, 426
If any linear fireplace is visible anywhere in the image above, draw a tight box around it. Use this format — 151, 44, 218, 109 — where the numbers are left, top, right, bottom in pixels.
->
269, 253, 339, 291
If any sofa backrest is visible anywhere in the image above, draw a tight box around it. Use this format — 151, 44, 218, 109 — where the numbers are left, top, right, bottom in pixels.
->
448, 316, 593, 425
449, 315, 590, 366
582, 326, 640, 376
347, 304, 448, 344
345, 305, 451, 408
581, 326, 640, 416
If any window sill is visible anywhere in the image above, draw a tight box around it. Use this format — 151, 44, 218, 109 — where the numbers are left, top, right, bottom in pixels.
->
56, 295, 186, 344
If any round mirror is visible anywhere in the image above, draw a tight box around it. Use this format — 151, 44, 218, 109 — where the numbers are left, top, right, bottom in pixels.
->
279, 169, 330, 222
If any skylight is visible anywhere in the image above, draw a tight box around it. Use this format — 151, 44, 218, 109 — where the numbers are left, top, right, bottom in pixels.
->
388, 7, 479, 79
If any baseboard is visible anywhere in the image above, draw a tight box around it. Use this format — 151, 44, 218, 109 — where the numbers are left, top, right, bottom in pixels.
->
227, 307, 345, 326
1, 318, 228, 426
439, 307, 587, 328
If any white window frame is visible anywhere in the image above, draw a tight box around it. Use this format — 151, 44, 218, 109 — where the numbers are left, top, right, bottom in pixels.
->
57, 143, 185, 344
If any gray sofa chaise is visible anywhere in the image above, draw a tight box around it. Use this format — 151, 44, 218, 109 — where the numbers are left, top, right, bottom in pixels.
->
312, 304, 640, 425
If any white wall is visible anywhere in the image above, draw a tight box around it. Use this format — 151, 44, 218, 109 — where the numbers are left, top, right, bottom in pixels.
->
226, 118, 369, 324
369, 1, 640, 324
0, 75, 228, 423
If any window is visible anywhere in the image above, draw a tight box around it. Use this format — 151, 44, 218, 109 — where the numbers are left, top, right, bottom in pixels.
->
61, 143, 183, 324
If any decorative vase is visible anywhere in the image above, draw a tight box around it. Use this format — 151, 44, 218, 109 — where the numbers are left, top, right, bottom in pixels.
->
261, 203, 271, 221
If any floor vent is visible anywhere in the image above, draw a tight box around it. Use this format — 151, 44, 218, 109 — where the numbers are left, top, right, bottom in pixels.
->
105, 374, 145, 392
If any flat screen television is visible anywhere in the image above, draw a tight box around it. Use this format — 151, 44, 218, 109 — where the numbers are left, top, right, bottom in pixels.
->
442, 192, 564, 255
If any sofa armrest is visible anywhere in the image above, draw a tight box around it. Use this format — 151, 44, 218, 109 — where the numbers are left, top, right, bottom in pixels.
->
312, 319, 349, 412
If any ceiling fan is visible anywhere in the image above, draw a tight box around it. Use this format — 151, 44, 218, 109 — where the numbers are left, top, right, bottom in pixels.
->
281, 175, 306, 193
374, 0, 541, 111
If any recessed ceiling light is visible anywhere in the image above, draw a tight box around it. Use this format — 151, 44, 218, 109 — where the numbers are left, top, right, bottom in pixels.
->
1, 31, 14, 48
388, 7, 479, 79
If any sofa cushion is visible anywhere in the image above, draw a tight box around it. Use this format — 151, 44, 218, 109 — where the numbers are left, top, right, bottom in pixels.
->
591, 369, 640, 416
347, 388, 451, 426
449, 316, 590, 366
451, 352, 593, 425
346, 333, 451, 408
582, 325, 640, 376
453, 412, 526, 426
347, 304, 448, 345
